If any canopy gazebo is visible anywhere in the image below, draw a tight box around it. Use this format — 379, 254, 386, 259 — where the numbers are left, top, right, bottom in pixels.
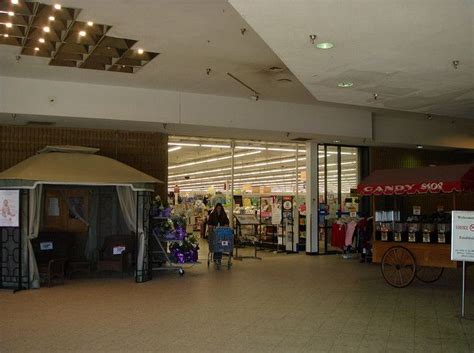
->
0, 146, 161, 290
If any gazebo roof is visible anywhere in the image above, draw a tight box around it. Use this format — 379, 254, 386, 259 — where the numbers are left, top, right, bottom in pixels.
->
0, 145, 161, 191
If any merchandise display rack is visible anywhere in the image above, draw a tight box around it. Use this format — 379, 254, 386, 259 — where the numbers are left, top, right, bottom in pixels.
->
150, 216, 200, 276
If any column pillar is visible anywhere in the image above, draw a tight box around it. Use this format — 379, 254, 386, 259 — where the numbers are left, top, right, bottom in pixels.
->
306, 141, 319, 254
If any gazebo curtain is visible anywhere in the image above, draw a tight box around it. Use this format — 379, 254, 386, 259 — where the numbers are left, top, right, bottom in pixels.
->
27, 185, 42, 288
116, 186, 145, 281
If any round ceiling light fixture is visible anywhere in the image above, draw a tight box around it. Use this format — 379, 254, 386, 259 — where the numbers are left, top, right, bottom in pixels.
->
54, 4, 62, 10
34, 47, 39, 51
87, 21, 94, 26
333, 140, 341, 143
42, 26, 50, 32
79, 30, 86, 37
137, 48, 144, 54
316, 42, 334, 49
3, 34, 9, 38
416, 145, 424, 149
48, 16, 55, 21
11, 0, 19, 4
5, 23, 13, 28
38, 38, 45, 43
338, 82, 353, 88
8, 11, 14, 16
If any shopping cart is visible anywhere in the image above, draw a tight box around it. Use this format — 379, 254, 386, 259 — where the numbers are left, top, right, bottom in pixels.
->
207, 226, 234, 270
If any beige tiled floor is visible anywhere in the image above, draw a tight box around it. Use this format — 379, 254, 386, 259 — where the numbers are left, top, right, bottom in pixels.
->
0, 249, 473, 353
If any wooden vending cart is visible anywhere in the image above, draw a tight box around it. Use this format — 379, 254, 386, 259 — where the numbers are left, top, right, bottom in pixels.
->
358, 164, 474, 288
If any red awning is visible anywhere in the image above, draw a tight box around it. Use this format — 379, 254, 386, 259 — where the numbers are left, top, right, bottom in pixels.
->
358, 164, 474, 196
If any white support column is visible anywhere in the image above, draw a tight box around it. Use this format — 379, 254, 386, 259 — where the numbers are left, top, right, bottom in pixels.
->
305, 141, 319, 254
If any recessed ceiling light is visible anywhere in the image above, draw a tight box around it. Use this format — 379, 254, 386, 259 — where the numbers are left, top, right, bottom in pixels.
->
8, 11, 14, 16
137, 48, 144, 54
11, 0, 19, 4
316, 42, 334, 49
338, 82, 353, 88
416, 145, 424, 149
87, 21, 94, 26
3, 34, 9, 38
79, 30, 86, 37
48, 16, 55, 21
43, 26, 50, 32
34, 47, 39, 51
38, 38, 45, 43
5, 23, 13, 28
54, 4, 62, 10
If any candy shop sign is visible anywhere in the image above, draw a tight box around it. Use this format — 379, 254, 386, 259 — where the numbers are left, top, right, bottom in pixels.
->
358, 181, 460, 196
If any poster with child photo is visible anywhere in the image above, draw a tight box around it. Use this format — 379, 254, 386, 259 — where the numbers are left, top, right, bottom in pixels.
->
0, 190, 20, 227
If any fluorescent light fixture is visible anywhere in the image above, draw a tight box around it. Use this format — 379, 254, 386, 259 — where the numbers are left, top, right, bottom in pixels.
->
79, 30, 86, 37
316, 42, 334, 49
38, 38, 45, 43
8, 11, 14, 16
48, 16, 55, 21
235, 146, 266, 150
168, 146, 182, 152
168, 151, 261, 170
267, 147, 296, 152
54, 4, 62, 10
168, 142, 200, 147
5, 23, 13, 28
43, 26, 50, 32
337, 82, 353, 88
137, 48, 144, 54
87, 21, 94, 26
201, 144, 230, 148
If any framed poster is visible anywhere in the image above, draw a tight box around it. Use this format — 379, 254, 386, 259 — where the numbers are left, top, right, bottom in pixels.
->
260, 197, 273, 220
451, 211, 474, 262
271, 197, 282, 225
0, 190, 20, 227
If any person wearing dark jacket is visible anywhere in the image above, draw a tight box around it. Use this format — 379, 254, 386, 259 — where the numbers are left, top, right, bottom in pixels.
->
207, 203, 229, 263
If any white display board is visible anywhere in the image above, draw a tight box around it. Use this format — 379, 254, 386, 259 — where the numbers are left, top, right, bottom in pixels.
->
0, 190, 20, 227
451, 211, 474, 262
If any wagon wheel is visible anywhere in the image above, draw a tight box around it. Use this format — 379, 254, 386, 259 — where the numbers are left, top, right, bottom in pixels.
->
381, 246, 416, 288
416, 266, 444, 283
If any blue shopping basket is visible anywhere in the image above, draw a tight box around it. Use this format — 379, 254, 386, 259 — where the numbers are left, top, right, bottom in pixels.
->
208, 226, 234, 253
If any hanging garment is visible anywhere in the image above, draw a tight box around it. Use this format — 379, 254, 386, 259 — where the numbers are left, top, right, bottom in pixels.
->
345, 220, 358, 247
331, 222, 346, 249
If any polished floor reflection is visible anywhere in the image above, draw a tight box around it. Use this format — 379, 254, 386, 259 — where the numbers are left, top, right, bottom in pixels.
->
0, 249, 473, 353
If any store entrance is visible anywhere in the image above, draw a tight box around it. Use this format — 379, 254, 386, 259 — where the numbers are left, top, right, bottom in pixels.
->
167, 136, 362, 257
317, 144, 360, 255
167, 136, 306, 254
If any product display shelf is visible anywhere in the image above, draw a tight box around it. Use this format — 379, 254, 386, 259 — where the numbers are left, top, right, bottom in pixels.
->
150, 217, 200, 276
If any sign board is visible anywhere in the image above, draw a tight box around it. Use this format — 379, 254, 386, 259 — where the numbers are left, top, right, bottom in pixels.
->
271, 197, 282, 225
0, 190, 20, 227
40, 242, 53, 251
234, 214, 260, 225
113, 246, 126, 255
451, 211, 474, 262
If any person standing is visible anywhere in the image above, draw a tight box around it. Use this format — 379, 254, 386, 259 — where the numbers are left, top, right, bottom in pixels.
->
207, 203, 229, 263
